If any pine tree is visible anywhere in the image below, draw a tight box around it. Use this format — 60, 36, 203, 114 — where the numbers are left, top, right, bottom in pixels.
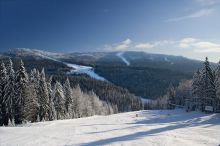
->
72, 85, 82, 118
4, 59, 16, 123
15, 60, 29, 124
52, 81, 65, 120
24, 69, 39, 122
63, 78, 74, 118
201, 57, 216, 111
79, 93, 92, 117
214, 61, 220, 111
38, 69, 50, 121
47, 76, 56, 121
192, 70, 201, 97
89, 91, 99, 115
192, 69, 204, 110
0, 62, 7, 126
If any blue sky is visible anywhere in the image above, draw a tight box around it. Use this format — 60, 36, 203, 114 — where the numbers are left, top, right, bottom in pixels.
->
0, 0, 220, 62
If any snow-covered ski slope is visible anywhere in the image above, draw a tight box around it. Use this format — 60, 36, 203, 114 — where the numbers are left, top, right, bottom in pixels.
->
13, 48, 106, 81
1, 109, 219, 146
116, 52, 130, 66
65, 63, 105, 81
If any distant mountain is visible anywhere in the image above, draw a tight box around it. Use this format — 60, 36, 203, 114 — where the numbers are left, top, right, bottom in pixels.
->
1, 48, 209, 99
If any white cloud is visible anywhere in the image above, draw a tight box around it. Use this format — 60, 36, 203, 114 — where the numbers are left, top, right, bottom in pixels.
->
179, 38, 199, 48
166, 8, 214, 22
115, 38, 131, 50
102, 37, 220, 62
190, 9, 214, 17
104, 38, 220, 54
135, 40, 175, 50
179, 37, 220, 52
104, 38, 132, 51
135, 43, 154, 49
194, 41, 220, 52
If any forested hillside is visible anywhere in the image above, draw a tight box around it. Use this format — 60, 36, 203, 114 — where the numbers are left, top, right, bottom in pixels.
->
57, 51, 204, 99
0, 59, 143, 126
2, 49, 207, 99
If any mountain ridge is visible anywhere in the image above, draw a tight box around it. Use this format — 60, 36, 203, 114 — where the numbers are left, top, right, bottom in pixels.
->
1, 48, 207, 99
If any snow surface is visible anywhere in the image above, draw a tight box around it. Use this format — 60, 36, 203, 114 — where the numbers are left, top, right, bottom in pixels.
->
117, 52, 130, 66
1, 109, 219, 146
65, 63, 105, 81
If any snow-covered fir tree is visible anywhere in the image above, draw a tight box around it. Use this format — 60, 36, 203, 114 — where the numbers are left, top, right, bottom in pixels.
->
52, 81, 66, 120
15, 60, 29, 124
214, 61, 220, 110
47, 76, 56, 121
201, 57, 216, 110
38, 69, 50, 121
192, 70, 204, 110
0, 62, 7, 126
63, 78, 74, 118
72, 85, 82, 118
4, 59, 16, 124
24, 69, 39, 122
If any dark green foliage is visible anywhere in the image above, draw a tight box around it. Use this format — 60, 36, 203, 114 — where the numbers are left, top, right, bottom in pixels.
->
58, 51, 204, 99
95, 66, 191, 99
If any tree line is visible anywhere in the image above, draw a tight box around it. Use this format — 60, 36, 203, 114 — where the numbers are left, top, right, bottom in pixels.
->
0, 59, 118, 126
52, 75, 143, 113
145, 57, 220, 113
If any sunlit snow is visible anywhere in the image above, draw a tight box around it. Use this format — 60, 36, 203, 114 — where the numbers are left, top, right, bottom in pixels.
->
1, 109, 219, 146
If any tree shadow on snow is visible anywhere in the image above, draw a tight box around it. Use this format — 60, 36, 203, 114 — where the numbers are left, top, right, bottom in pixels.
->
76, 110, 220, 146
79, 123, 188, 146
131, 110, 220, 127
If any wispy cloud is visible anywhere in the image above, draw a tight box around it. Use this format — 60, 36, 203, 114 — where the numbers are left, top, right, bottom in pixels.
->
135, 43, 154, 49
166, 8, 214, 22
195, 0, 220, 6
178, 38, 199, 48
179, 38, 220, 52
115, 39, 131, 50
104, 37, 220, 53
104, 39, 175, 51
135, 40, 175, 49
103, 38, 220, 62
103, 38, 132, 51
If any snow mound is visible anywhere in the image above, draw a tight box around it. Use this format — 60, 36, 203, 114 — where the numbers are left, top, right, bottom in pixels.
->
117, 52, 130, 66
1, 109, 219, 146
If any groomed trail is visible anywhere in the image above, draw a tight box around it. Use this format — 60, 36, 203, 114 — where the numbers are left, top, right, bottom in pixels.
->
0, 109, 220, 146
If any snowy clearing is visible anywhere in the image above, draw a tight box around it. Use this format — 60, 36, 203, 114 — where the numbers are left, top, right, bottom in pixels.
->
65, 63, 106, 81
0, 109, 219, 146
116, 52, 130, 66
